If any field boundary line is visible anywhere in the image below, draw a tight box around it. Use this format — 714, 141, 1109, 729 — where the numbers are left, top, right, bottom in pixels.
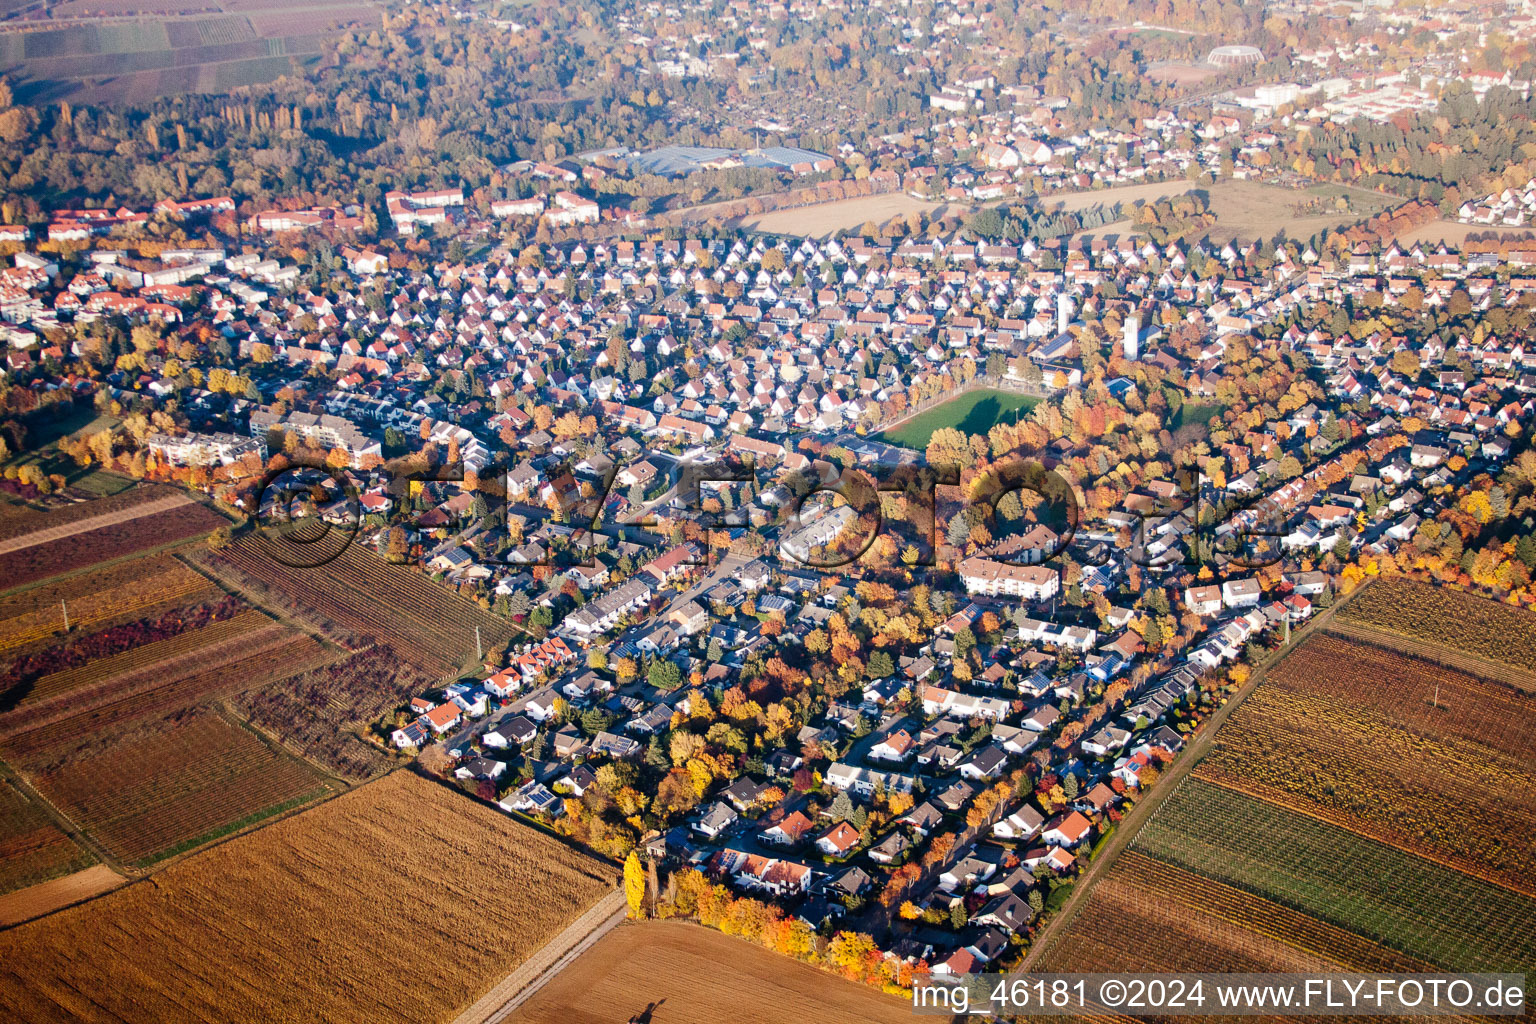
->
451, 888, 627, 1024
0, 614, 291, 739
0, 493, 195, 557
1111, 850, 1436, 973
217, 698, 367, 791
1323, 618, 1536, 693
0, 758, 123, 879
0, 530, 216, 601
1190, 772, 1536, 901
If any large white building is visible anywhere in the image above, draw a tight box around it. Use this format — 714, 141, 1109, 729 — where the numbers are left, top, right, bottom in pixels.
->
385, 188, 464, 234
544, 191, 600, 227
957, 557, 1060, 600
248, 408, 381, 467
145, 431, 266, 467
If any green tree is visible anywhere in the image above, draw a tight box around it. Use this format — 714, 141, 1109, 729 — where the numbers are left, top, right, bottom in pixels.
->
953, 626, 976, 663
648, 658, 682, 691
867, 650, 894, 678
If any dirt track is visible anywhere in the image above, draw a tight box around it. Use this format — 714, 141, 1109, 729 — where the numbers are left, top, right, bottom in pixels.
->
451, 888, 627, 1024
0, 494, 194, 557
1324, 619, 1536, 693
0, 864, 122, 928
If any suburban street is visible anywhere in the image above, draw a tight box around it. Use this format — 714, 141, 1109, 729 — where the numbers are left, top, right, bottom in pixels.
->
1018, 594, 1354, 969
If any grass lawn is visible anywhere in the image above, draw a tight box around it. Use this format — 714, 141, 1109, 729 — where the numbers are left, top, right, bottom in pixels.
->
66, 469, 136, 497
1173, 402, 1227, 430
1066, 180, 1396, 246
16, 408, 111, 452
3, 410, 123, 491
878, 388, 1039, 449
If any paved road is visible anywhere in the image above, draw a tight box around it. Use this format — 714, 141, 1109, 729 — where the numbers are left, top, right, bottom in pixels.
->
438, 550, 749, 758
662, 550, 748, 616
1018, 596, 1351, 969
450, 888, 628, 1024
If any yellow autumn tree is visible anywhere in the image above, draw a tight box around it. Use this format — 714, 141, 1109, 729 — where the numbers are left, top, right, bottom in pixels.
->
623, 850, 647, 918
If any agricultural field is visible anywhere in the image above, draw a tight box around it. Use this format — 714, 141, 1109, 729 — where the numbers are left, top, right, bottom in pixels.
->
0, 593, 248, 710
1196, 632, 1536, 892
510, 920, 912, 1024
1048, 178, 1198, 213
1, 0, 381, 104
736, 193, 963, 239
1039, 613, 1536, 982
0, 521, 460, 882
0, 483, 180, 547
1135, 780, 1536, 973
0, 779, 95, 896
0, 580, 338, 869
0, 595, 299, 730
0, 618, 331, 767
196, 538, 520, 676
878, 388, 1040, 450
0, 771, 615, 1024
233, 645, 434, 780
1336, 578, 1536, 678
0, 552, 215, 657
0, 864, 122, 929
0, 494, 225, 589
1036, 851, 1430, 975
0, 581, 333, 756
26, 708, 331, 866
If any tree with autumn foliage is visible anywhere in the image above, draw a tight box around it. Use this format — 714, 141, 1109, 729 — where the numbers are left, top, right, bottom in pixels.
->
624, 850, 647, 918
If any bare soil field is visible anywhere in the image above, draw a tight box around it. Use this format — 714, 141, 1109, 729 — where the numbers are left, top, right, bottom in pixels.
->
0, 864, 122, 929
1061, 179, 1391, 243
1046, 178, 1197, 213
509, 920, 912, 1024
0, 771, 615, 1024
1204, 180, 1392, 242
738, 193, 963, 238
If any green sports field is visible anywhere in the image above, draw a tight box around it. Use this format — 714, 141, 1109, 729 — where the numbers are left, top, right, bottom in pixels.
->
878, 388, 1039, 449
